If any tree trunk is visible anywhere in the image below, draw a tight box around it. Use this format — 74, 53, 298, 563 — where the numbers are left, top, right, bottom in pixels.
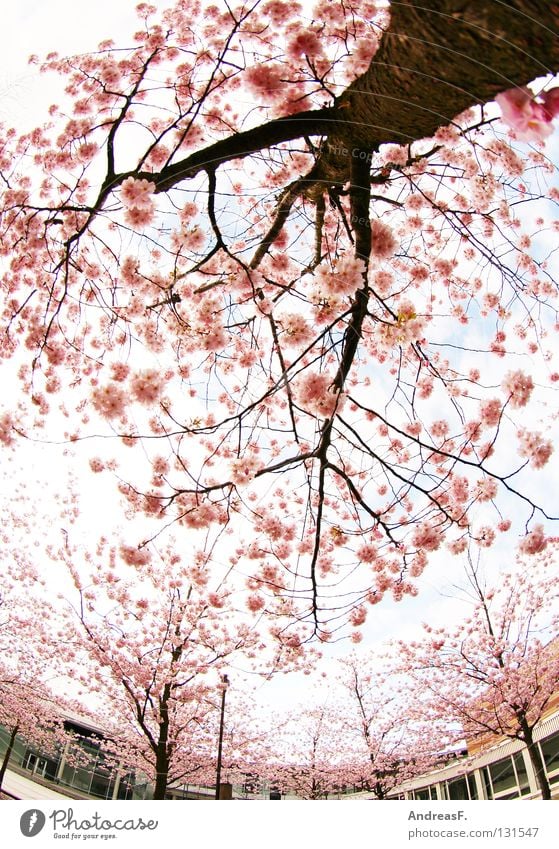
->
149, 1, 559, 194
522, 727, 552, 800
0, 724, 19, 792
153, 740, 169, 800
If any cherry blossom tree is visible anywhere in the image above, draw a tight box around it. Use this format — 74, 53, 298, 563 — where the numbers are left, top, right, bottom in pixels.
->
395, 546, 559, 800
0, 590, 67, 792
337, 655, 444, 798
1, 0, 559, 645
50, 533, 307, 799
266, 703, 343, 798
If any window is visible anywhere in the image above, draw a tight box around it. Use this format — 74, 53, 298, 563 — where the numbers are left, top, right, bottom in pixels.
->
513, 752, 530, 796
539, 732, 559, 782
446, 776, 469, 800
483, 756, 525, 799
467, 773, 478, 800
413, 786, 437, 799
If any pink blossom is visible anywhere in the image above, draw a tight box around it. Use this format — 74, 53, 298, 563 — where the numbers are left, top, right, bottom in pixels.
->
245, 64, 284, 100
208, 592, 225, 608
120, 545, 151, 567
92, 383, 127, 419
247, 593, 265, 613
124, 206, 155, 228
279, 313, 313, 346
518, 524, 547, 555
295, 370, 341, 418
286, 31, 323, 60
370, 219, 397, 260
120, 176, 156, 209
496, 87, 554, 142
479, 398, 502, 427
130, 369, 166, 405
350, 605, 367, 627
475, 526, 495, 548
517, 428, 553, 469
474, 478, 498, 502
502, 370, 534, 408
230, 454, 260, 486
411, 522, 443, 552
0, 412, 15, 446
357, 543, 378, 563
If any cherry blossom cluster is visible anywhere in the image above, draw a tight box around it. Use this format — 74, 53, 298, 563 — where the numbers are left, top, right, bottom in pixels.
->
496, 86, 559, 142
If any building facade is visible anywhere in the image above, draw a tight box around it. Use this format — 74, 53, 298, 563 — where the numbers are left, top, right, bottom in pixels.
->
388, 711, 559, 800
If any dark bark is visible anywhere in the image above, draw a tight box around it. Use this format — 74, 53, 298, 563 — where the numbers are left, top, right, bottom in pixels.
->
153, 682, 173, 800
521, 722, 552, 800
139, 1, 559, 195
153, 733, 170, 800
0, 724, 19, 791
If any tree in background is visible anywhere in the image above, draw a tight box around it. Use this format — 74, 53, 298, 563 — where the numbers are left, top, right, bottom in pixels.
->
0, 588, 67, 792
337, 655, 444, 798
395, 546, 559, 799
51, 533, 308, 799
1, 2, 559, 644
266, 703, 343, 799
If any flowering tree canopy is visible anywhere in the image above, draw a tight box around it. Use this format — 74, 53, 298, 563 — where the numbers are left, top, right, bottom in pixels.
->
1, 0, 559, 645
50, 534, 306, 799
395, 547, 559, 799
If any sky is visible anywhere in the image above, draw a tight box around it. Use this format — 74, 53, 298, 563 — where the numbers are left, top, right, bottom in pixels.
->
1, 0, 559, 768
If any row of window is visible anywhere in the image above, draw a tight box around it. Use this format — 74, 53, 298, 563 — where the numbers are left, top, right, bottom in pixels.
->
398, 731, 559, 800
0, 723, 151, 800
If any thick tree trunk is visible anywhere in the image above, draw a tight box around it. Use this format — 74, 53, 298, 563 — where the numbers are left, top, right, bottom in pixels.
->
153, 740, 169, 800
148, 1, 559, 193
0, 724, 19, 792
522, 726, 552, 800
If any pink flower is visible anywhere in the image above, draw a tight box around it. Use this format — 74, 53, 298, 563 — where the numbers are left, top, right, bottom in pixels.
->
350, 605, 367, 627
208, 592, 225, 608
245, 64, 284, 100
124, 206, 155, 228
247, 593, 265, 613
479, 398, 502, 427
230, 454, 260, 486
120, 177, 156, 209
130, 369, 166, 405
411, 522, 443, 552
517, 428, 553, 469
295, 370, 341, 418
279, 313, 313, 346
495, 87, 554, 142
357, 542, 378, 563
92, 383, 127, 419
286, 31, 323, 60
501, 370, 534, 408
518, 524, 547, 555
371, 219, 397, 260
120, 545, 151, 567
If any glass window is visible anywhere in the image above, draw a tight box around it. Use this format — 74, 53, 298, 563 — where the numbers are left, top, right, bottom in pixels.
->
467, 773, 478, 800
539, 732, 559, 778
489, 757, 519, 797
413, 787, 430, 799
513, 752, 531, 795
481, 767, 493, 799
447, 776, 469, 800
90, 769, 112, 799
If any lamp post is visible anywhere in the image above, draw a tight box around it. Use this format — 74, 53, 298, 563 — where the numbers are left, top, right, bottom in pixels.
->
215, 674, 229, 800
